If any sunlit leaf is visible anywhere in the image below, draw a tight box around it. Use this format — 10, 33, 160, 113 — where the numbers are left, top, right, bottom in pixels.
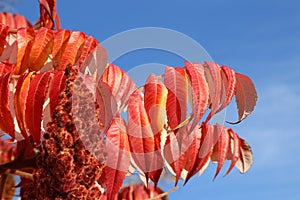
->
228, 73, 258, 124
25, 72, 51, 143
185, 62, 209, 132
164, 66, 189, 129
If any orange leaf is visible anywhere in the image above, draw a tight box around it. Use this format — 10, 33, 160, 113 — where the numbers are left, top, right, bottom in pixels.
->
28, 27, 53, 71
14, 72, 33, 139
15, 28, 35, 75
52, 29, 71, 68
77, 36, 98, 66
56, 31, 86, 71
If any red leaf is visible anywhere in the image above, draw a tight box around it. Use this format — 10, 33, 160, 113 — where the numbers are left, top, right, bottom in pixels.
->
185, 123, 214, 183
185, 62, 209, 132
95, 82, 118, 131
127, 90, 160, 183
164, 125, 200, 185
144, 74, 167, 138
14, 72, 33, 139
13, 14, 32, 28
104, 117, 130, 200
164, 66, 189, 129
28, 27, 53, 71
0, 73, 15, 138
49, 71, 65, 115
25, 72, 51, 143
15, 28, 35, 75
217, 65, 236, 113
143, 74, 167, 184
100, 63, 137, 110
211, 123, 230, 179
56, 31, 86, 71
227, 73, 257, 124
0, 24, 9, 56
77, 36, 98, 66
224, 128, 240, 176
118, 184, 166, 200
203, 62, 222, 122
235, 137, 253, 173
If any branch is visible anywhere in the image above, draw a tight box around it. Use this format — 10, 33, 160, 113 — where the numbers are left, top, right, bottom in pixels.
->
146, 186, 179, 200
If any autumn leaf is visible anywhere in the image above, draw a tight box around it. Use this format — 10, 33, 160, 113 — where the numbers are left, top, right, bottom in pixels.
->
104, 117, 130, 200
15, 28, 35, 75
28, 27, 53, 71
216, 65, 236, 113
203, 62, 222, 123
164, 66, 189, 129
49, 71, 65, 115
25, 72, 51, 143
185, 62, 209, 132
127, 89, 159, 183
227, 73, 258, 124
14, 72, 33, 139
100, 63, 137, 110
0, 73, 15, 138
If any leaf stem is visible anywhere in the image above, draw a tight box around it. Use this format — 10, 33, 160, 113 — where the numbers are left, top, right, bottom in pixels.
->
146, 186, 179, 200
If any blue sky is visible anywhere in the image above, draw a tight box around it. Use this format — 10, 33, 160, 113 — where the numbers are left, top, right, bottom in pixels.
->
8, 0, 300, 199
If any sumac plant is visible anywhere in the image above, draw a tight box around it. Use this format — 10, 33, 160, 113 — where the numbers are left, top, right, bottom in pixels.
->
0, 0, 258, 199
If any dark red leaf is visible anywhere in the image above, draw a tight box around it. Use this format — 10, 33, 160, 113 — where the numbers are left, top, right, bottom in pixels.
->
0, 24, 9, 56
0, 73, 15, 137
49, 71, 65, 115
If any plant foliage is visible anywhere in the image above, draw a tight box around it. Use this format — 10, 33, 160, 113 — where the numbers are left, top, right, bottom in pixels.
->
0, 1, 257, 199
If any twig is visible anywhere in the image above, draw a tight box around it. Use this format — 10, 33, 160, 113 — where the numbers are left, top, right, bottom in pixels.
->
146, 186, 179, 200
5, 169, 34, 181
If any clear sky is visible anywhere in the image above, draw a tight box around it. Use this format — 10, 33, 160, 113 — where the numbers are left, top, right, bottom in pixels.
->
7, 0, 300, 199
